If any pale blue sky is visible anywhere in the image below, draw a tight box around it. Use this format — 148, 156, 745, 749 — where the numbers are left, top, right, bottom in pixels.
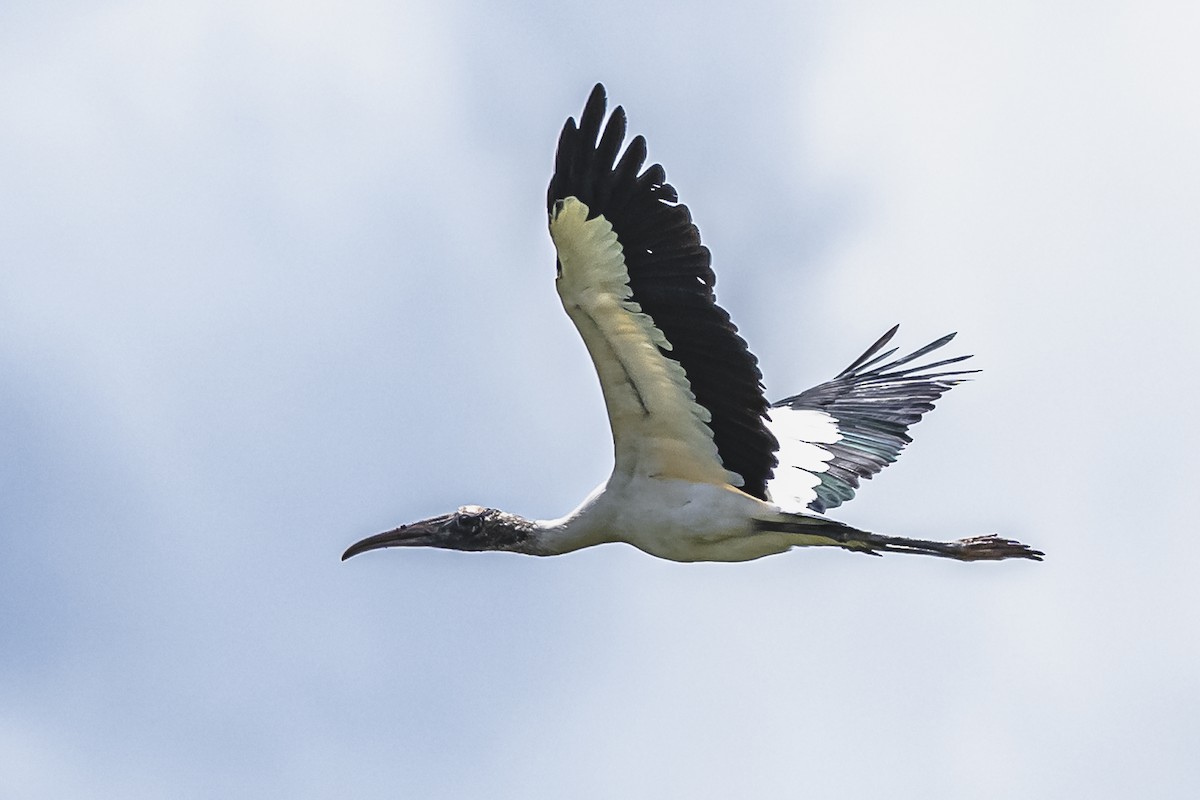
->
3, 2, 1198, 797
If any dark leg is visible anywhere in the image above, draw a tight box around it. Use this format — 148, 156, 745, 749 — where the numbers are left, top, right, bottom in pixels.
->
757, 516, 1044, 562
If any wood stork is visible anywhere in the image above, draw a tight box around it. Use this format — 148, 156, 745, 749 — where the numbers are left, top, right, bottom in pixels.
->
342, 84, 1042, 564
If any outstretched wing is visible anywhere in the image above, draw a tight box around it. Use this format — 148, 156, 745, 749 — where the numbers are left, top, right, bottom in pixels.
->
547, 84, 778, 498
766, 326, 976, 513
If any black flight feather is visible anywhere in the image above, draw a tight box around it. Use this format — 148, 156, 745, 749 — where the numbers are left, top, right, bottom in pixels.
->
773, 328, 978, 513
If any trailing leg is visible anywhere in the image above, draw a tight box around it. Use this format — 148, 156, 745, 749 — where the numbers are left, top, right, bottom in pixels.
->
755, 514, 1044, 562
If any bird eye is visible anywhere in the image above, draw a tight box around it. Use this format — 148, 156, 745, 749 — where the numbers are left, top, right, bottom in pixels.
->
458, 510, 484, 534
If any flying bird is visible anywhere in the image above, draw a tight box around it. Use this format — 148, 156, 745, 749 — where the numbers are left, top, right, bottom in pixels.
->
342, 84, 1042, 564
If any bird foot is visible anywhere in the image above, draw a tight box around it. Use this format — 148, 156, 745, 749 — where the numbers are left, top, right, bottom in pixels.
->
951, 534, 1044, 562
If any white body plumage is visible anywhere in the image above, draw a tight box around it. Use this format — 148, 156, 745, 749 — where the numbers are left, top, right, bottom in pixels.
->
536, 477, 795, 562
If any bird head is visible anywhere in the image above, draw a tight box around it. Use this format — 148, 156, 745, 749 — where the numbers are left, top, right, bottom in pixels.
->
341, 505, 535, 560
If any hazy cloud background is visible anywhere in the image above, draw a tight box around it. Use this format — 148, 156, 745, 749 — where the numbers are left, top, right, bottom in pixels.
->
3, 2, 1198, 797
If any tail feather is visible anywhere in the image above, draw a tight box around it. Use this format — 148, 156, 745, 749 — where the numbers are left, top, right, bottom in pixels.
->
755, 514, 1044, 562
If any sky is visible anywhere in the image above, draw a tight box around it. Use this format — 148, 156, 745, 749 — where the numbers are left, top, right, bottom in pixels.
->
3, 1, 1199, 797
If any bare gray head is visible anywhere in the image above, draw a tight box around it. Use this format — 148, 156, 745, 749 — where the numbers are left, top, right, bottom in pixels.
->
341, 505, 538, 560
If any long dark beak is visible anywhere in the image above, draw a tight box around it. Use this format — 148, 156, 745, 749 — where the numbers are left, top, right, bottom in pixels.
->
341, 512, 455, 561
